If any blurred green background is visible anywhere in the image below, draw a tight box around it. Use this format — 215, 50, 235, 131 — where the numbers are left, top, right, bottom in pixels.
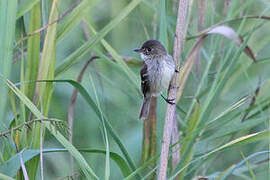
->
0, 0, 269, 179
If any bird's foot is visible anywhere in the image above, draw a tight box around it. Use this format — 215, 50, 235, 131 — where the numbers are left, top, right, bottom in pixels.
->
161, 94, 175, 105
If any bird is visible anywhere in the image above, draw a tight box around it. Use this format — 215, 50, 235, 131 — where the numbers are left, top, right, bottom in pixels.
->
134, 40, 175, 119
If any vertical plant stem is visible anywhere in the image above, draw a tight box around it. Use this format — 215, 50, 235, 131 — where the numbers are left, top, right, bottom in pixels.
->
0, 0, 17, 127
172, 114, 180, 170
223, 0, 231, 15
81, 20, 103, 90
158, 0, 189, 179
20, 152, 29, 180
141, 97, 157, 179
150, 99, 157, 162
194, 0, 206, 77
24, 2, 41, 103
40, 124, 44, 180
28, 0, 59, 179
23, 1, 41, 179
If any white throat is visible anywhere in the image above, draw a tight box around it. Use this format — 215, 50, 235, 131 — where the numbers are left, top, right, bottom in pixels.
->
140, 53, 148, 61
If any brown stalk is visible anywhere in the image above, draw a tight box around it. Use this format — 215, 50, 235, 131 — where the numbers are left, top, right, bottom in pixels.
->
241, 77, 261, 122
68, 18, 100, 174
141, 97, 157, 178
223, 0, 231, 15
81, 20, 104, 90
158, 0, 189, 179
176, 37, 206, 102
140, 2, 159, 177
67, 56, 98, 173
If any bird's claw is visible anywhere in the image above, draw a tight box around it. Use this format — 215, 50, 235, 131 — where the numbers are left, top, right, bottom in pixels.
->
161, 94, 175, 105
165, 98, 175, 105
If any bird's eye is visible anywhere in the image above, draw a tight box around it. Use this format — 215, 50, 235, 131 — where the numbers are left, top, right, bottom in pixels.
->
147, 48, 151, 52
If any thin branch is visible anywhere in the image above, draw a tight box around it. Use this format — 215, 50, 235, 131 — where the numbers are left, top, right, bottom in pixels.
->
158, 0, 189, 179
40, 124, 44, 180
141, 97, 157, 179
223, 0, 231, 15
20, 152, 29, 180
187, 15, 270, 40
241, 77, 261, 122
0, 118, 64, 137
81, 20, 104, 91
12, 48, 139, 66
67, 56, 98, 173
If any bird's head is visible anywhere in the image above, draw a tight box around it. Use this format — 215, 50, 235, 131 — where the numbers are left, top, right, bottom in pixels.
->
134, 40, 167, 60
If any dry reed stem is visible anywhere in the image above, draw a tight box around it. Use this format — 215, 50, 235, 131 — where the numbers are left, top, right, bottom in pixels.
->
158, 0, 189, 179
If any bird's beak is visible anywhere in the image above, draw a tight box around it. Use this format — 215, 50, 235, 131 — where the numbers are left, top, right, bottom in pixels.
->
134, 48, 144, 53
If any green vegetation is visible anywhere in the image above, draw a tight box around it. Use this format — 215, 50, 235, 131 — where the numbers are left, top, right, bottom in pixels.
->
0, 0, 269, 179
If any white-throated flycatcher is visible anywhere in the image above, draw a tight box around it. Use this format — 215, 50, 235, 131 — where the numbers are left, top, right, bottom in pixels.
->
134, 40, 175, 119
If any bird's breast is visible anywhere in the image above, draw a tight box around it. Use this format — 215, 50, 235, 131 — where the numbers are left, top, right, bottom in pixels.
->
146, 58, 174, 96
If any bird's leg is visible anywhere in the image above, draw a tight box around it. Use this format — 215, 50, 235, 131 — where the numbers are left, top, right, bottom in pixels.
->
161, 94, 175, 105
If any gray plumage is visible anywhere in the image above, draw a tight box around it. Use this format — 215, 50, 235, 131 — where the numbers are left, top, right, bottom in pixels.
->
134, 40, 175, 119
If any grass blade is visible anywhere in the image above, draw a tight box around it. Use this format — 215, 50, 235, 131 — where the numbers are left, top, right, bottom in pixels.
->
85, 21, 140, 90
56, 0, 98, 42
170, 130, 269, 179
16, 0, 40, 19
0, 173, 14, 180
158, 0, 168, 49
0, 0, 17, 128
0, 148, 131, 178
89, 74, 110, 180
34, 79, 140, 178
24, 2, 40, 105
55, 0, 143, 77
2, 78, 99, 179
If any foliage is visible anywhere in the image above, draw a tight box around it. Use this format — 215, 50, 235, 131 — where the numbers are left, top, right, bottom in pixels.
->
0, 0, 269, 179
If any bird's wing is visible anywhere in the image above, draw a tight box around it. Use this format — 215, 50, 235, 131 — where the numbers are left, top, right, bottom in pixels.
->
140, 61, 150, 97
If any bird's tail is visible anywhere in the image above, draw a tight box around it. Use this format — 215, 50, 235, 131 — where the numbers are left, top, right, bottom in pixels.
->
139, 97, 151, 120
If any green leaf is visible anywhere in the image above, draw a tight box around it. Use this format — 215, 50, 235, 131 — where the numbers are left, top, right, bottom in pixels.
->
0, 0, 17, 128
55, 0, 143, 77
3, 78, 99, 180
34, 79, 140, 178
37, 0, 58, 115
221, 151, 269, 180
177, 102, 200, 179
85, 21, 140, 90
89, 74, 110, 180
0, 148, 131, 178
26, 0, 58, 178
0, 173, 14, 180
158, 0, 168, 49
56, 0, 99, 42
170, 130, 269, 179
16, 0, 40, 19
24, 1, 40, 107
204, 117, 267, 141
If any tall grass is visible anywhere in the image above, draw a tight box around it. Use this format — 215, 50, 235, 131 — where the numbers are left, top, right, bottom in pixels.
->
0, 0, 269, 179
